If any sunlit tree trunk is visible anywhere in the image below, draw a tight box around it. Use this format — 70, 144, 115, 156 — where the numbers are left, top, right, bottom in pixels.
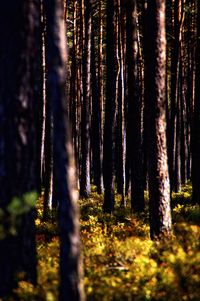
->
43, 97, 54, 219
145, 0, 172, 239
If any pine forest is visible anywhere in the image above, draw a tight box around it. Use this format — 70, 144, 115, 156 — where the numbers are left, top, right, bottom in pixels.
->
0, 0, 199, 300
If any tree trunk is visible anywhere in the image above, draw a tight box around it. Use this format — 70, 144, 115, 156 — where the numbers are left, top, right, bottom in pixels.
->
80, 0, 92, 198
70, 0, 79, 181
115, 0, 126, 206
91, 3, 103, 194
0, 0, 40, 296
43, 97, 53, 219
192, 0, 200, 205
103, 0, 116, 213
145, 0, 172, 239
126, 0, 144, 212
44, 0, 85, 300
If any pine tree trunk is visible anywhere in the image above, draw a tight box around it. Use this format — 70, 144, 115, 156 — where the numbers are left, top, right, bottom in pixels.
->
103, 0, 116, 213
91, 4, 103, 194
0, 0, 40, 296
44, 0, 85, 300
115, 0, 126, 205
70, 0, 79, 180
192, 0, 200, 205
43, 97, 53, 219
145, 0, 172, 239
126, 0, 144, 212
80, 0, 92, 198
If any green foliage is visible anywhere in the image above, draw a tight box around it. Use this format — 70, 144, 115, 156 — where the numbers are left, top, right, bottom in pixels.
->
0, 191, 38, 239
80, 193, 200, 301
10, 186, 200, 301
13, 199, 59, 301
7, 192, 38, 215
172, 183, 192, 206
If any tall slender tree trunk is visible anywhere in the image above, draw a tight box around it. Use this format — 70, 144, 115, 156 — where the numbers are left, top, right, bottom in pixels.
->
115, 0, 126, 205
169, 0, 185, 191
98, 0, 104, 159
126, 0, 144, 212
91, 3, 103, 194
142, 0, 149, 193
80, 0, 92, 198
40, 5, 47, 190
145, 0, 172, 239
192, 0, 200, 205
70, 0, 79, 180
44, 0, 84, 300
43, 97, 53, 219
103, 0, 116, 213
185, 0, 194, 181
179, 52, 187, 185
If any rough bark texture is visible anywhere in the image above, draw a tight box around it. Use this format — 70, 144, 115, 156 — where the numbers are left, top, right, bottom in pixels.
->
0, 0, 40, 296
44, 0, 84, 300
145, 0, 172, 239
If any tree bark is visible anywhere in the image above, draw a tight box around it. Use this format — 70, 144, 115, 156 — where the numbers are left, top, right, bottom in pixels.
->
91, 2, 103, 194
80, 0, 92, 198
44, 0, 85, 300
0, 0, 40, 296
126, 0, 144, 212
103, 0, 116, 213
192, 0, 200, 205
145, 0, 172, 239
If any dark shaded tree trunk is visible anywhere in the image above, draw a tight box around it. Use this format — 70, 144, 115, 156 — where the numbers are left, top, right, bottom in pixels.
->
37, 1, 45, 194
115, 0, 126, 206
91, 3, 103, 194
192, 0, 200, 205
169, 0, 185, 192
179, 52, 187, 186
44, 0, 85, 300
0, 0, 40, 296
98, 0, 104, 185
126, 0, 144, 212
185, 0, 195, 181
40, 5, 47, 190
145, 0, 172, 239
70, 0, 79, 180
103, 0, 116, 213
185, 1, 194, 182
174, 74, 181, 192
80, 0, 92, 198
141, 0, 149, 193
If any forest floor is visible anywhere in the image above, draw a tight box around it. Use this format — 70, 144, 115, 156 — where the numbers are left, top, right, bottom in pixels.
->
13, 184, 200, 301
